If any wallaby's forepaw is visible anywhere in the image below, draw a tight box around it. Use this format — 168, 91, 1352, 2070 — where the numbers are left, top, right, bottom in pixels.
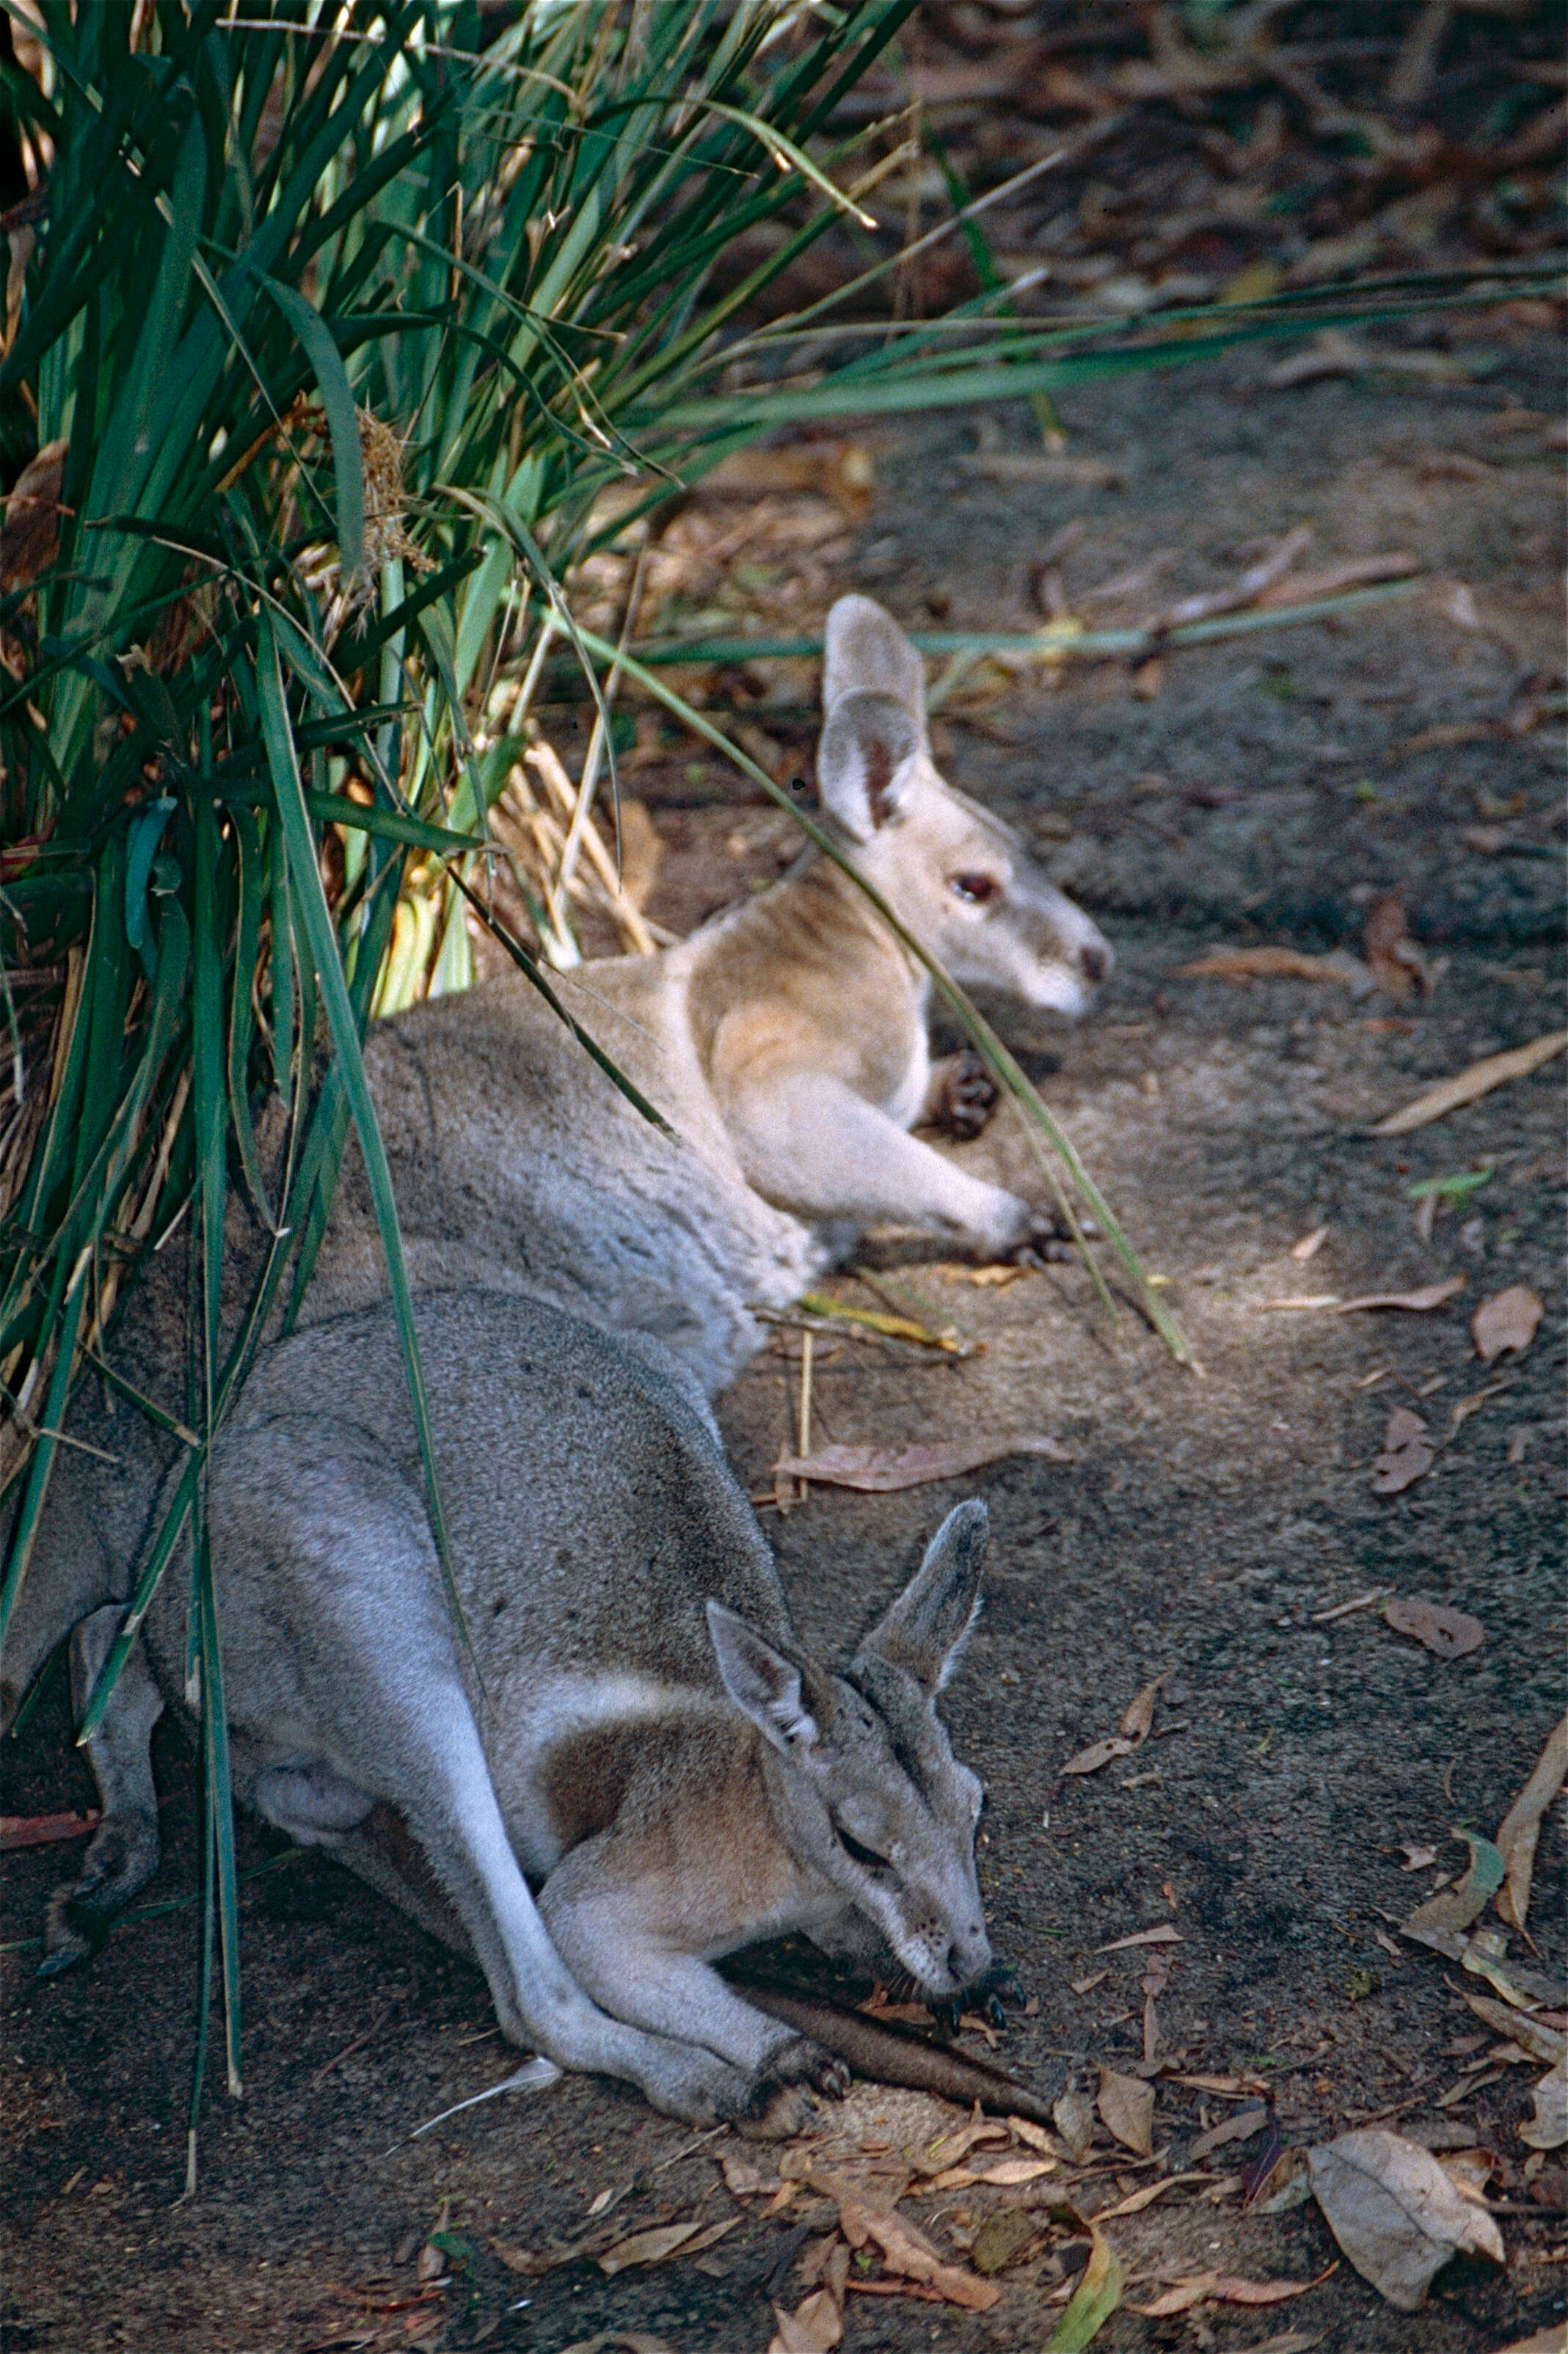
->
927, 1960, 1026, 2036
1010, 1206, 1095, 1267
926, 1050, 999, 1142
769, 2034, 853, 2099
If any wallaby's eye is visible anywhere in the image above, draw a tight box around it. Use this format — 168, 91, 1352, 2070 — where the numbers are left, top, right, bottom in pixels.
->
948, 872, 999, 906
835, 1822, 891, 1873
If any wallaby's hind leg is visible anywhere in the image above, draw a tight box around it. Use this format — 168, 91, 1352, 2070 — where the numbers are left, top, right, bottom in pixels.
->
40, 1608, 164, 1977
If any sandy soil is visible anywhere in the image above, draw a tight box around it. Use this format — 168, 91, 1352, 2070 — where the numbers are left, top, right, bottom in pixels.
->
2, 332, 1564, 2354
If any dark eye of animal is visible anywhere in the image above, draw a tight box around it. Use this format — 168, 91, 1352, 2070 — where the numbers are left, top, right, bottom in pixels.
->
948, 872, 998, 905
835, 1823, 891, 1873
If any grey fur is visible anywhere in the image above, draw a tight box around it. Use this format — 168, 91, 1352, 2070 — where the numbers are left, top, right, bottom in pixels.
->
34, 1291, 995, 2127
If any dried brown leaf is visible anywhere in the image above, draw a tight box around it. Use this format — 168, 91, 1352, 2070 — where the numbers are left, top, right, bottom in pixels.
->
1173, 947, 1357, 987
836, 2198, 1000, 2311
1136, 2268, 1333, 2318
768, 2287, 844, 2354
774, 1436, 1071, 1493
1097, 2066, 1155, 2157
1495, 1711, 1568, 1931
1120, 1672, 1168, 1742
1190, 2105, 1271, 2162
1308, 2129, 1503, 2309
1517, 2061, 1568, 2152
1462, 1994, 1565, 2067
1383, 1597, 1484, 1659
1372, 1033, 1568, 1137
1471, 1286, 1544, 1365
1061, 1734, 1137, 1777
1339, 1278, 1467, 1314
1373, 1409, 1435, 1496
969, 2207, 1037, 2275
597, 2222, 703, 2273
1095, 1924, 1181, 1955
1054, 2089, 1096, 2162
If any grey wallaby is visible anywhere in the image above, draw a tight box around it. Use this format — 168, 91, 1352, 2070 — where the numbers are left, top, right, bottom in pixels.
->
36, 1291, 998, 2128
305, 594, 1113, 1393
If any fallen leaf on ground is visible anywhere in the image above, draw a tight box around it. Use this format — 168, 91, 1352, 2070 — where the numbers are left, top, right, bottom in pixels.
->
1095, 2171, 1211, 2220
1136, 2268, 1334, 2318
1120, 1672, 1167, 1742
1372, 1408, 1434, 1496
1095, 1923, 1181, 1955
1371, 1032, 1568, 1136
1339, 1278, 1467, 1314
1255, 553, 1420, 606
1518, 2060, 1568, 2151
597, 2222, 704, 2273
1404, 1833, 1506, 1939
932, 1261, 1034, 1288
1173, 946, 1360, 988
773, 1435, 1071, 1492
1097, 2066, 1155, 2157
970, 2208, 1038, 2275
1062, 1675, 1167, 1775
1072, 1970, 1109, 1996
1384, 1597, 1484, 1660
1490, 2331, 1568, 2354
1190, 2105, 1271, 2162
836, 2198, 1000, 2311
956, 451, 1123, 489
1054, 2090, 1096, 2162
1219, 2336, 1323, 2354
971, 2156, 1054, 2185
1043, 2231, 1123, 2353
1471, 1285, 1544, 1365
1401, 1843, 1439, 1870
1290, 1225, 1329, 1261
719, 2150, 777, 2197
1007, 2116, 1060, 2155
558, 2336, 677, 2354
1462, 1995, 1566, 2068
768, 2288, 843, 2353
1307, 2129, 1504, 2309
0, 1810, 101, 1851
1060, 1733, 1137, 1775
1495, 1710, 1568, 1931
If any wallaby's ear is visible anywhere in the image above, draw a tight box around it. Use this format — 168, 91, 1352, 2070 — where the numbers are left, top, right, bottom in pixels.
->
707, 1601, 820, 1752
861, 1500, 988, 1694
823, 594, 927, 728
816, 690, 922, 839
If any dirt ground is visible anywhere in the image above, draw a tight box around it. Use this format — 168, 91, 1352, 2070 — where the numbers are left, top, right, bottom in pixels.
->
3, 332, 1564, 2353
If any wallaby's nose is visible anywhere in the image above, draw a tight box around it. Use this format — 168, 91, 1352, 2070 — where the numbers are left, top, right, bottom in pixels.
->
1079, 941, 1111, 987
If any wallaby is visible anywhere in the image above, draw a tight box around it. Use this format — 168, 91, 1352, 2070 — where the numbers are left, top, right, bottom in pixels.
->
37, 1291, 999, 2129
307, 595, 1113, 1393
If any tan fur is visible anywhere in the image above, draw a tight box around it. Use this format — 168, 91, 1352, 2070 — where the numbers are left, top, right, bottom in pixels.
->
308, 597, 1112, 1393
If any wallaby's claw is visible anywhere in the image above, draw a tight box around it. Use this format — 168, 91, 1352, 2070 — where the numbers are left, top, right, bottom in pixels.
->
927, 1958, 1024, 2036
1013, 1208, 1097, 1267
767, 2035, 852, 2100
930, 1050, 999, 1143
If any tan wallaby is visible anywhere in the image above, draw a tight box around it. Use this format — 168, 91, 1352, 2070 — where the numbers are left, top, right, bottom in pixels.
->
37, 1292, 997, 2128
307, 596, 1112, 1392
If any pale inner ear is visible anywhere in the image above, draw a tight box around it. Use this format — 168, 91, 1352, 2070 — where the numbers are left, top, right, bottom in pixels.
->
816, 690, 921, 839
706, 1601, 819, 1751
